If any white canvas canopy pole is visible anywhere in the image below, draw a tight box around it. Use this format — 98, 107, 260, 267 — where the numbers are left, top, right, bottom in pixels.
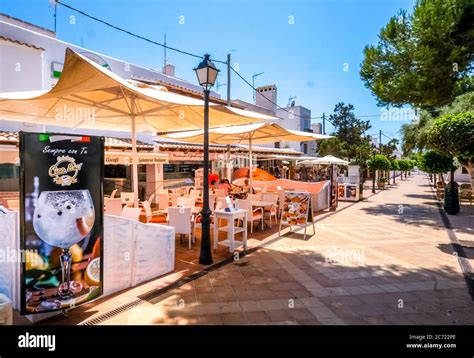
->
130, 94, 139, 208
248, 136, 253, 190
226, 144, 232, 180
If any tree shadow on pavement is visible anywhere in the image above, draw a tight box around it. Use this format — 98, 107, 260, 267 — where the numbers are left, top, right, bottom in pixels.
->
146, 247, 474, 325
404, 194, 438, 200
360, 203, 473, 235
437, 243, 474, 259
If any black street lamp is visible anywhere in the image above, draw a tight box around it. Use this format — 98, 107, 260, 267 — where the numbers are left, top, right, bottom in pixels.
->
194, 54, 219, 265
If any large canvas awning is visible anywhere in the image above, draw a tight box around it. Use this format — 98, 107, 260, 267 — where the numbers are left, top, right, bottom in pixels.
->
159, 123, 332, 187
0, 48, 276, 132
159, 122, 332, 144
0, 48, 277, 206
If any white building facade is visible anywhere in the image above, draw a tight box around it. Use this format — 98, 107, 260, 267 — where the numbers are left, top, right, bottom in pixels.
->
276, 105, 312, 154
0, 13, 216, 95
236, 84, 315, 154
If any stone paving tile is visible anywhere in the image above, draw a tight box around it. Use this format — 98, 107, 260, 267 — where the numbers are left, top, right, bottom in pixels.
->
288, 308, 315, 321
265, 309, 291, 322
218, 301, 243, 314
299, 297, 326, 308
221, 312, 248, 325
199, 314, 223, 325
290, 289, 313, 299
245, 311, 270, 324
196, 293, 218, 303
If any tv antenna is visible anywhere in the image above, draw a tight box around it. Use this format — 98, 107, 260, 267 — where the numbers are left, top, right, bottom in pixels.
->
288, 96, 296, 107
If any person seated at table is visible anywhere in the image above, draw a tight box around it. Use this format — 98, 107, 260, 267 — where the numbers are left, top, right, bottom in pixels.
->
209, 171, 219, 186
241, 178, 251, 193
210, 180, 217, 193
217, 179, 233, 195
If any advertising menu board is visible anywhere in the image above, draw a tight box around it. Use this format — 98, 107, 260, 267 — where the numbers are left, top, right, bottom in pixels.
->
19, 132, 104, 314
338, 183, 359, 201
279, 191, 315, 240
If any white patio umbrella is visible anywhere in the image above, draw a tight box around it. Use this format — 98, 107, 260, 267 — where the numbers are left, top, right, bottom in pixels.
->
159, 123, 332, 188
0, 48, 277, 206
312, 155, 349, 165
299, 155, 349, 166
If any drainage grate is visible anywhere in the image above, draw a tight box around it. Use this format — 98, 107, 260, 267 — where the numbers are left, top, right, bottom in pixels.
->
81, 298, 145, 325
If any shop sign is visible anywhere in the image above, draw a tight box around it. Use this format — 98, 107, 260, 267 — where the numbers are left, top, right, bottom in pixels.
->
105, 152, 168, 165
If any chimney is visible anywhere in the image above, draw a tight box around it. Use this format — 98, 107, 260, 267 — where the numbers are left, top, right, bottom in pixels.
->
255, 85, 277, 112
311, 123, 322, 134
163, 64, 175, 77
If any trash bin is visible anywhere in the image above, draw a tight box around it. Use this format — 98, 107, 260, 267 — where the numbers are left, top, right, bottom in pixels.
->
444, 186, 460, 215
0, 293, 13, 325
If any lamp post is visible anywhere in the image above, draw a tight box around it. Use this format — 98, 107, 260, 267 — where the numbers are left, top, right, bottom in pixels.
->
371, 143, 377, 194
194, 54, 219, 265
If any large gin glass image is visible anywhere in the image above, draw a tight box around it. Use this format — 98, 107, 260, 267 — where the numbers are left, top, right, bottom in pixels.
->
33, 190, 95, 299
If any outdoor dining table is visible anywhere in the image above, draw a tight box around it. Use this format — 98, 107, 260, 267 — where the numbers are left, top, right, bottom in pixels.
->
229, 191, 247, 200
251, 200, 274, 230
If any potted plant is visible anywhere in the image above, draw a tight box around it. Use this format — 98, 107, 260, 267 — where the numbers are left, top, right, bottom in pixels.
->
377, 177, 388, 189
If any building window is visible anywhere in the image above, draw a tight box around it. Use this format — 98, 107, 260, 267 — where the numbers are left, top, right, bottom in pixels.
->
104, 165, 127, 178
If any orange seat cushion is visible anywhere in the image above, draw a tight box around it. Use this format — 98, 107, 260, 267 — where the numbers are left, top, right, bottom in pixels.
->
149, 216, 167, 223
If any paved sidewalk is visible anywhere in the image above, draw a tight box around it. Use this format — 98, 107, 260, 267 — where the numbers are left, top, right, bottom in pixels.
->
88, 175, 474, 325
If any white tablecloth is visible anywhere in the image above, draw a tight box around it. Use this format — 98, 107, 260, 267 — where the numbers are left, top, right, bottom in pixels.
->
104, 214, 175, 296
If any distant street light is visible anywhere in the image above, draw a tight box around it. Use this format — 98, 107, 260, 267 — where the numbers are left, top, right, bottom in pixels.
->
371, 143, 377, 194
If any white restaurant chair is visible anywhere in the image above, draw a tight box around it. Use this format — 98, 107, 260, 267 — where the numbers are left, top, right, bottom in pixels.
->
246, 193, 261, 202
262, 193, 278, 228
177, 196, 196, 208
235, 199, 263, 234
121, 207, 142, 221
167, 207, 194, 249
146, 193, 156, 206
169, 193, 181, 207
142, 200, 167, 224
276, 190, 286, 217
104, 189, 117, 199
194, 194, 216, 235
104, 198, 123, 216
190, 189, 201, 198
120, 192, 135, 207
155, 192, 170, 210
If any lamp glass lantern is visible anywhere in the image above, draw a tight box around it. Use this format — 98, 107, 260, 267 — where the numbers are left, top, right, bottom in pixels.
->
194, 54, 219, 90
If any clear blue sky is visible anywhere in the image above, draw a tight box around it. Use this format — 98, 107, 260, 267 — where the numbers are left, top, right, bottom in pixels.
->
1, 0, 416, 144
